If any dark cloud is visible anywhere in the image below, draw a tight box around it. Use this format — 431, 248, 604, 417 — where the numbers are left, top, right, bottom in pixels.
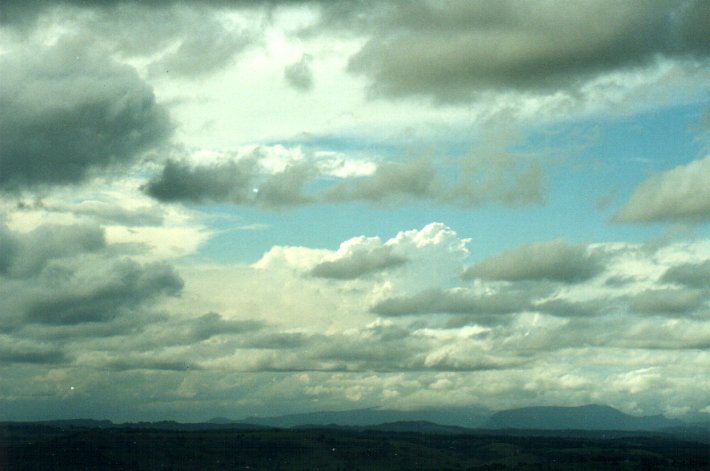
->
346, 0, 710, 103
463, 239, 603, 283
143, 158, 258, 204
25, 260, 183, 325
661, 261, 710, 289
612, 156, 710, 223
0, 38, 171, 191
0, 223, 106, 278
371, 288, 532, 318
284, 54, 314, 92
0, 344, 69, 365
629, 288, 706, 316
144, 158, 318, 209
310, 246, 407, 280
105, 357, 200, 372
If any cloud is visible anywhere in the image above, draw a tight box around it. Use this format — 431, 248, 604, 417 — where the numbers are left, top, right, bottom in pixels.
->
0, 38, 172, 191
310, 241, 407, 280
463, 239, 604, 283
255, 162, 319, 208
187, 312, 263, 342
144, 158, 259, 204
629, 288, 706, 316
145, 14, 254, 77
0, 222, 106, 278
24, 259, 183, 325
324, 158, 440, 205
371, 288, 533, 319
613, 155, 710, 223
284, 54, 314, 92
661, 260, 710, 288
144, 157, 320, 209
346, 0, 710, 103
0, 341, 69, 365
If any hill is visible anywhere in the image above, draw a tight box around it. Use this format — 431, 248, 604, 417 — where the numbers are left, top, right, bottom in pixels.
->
484, 404, 683, 431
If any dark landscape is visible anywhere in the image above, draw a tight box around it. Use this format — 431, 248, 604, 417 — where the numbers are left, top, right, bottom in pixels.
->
3, 405, 709, 470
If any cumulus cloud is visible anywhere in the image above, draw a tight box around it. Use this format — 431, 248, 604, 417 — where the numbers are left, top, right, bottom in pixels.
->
463, 239, 604, 283
613, 155, 710, 223
0, 38, 171, 191
347, 0, 710, 103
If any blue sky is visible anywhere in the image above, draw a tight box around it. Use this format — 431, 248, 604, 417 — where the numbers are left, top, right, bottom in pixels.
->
1, 0, 710, 422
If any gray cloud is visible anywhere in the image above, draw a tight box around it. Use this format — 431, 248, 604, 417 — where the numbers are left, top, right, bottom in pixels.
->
255, 162, 319, 209
310, 245, 407, 280
346, 0, 710, 103
324, 158, 440, 205
25, 260, 183, 325
446, 152, 544, 207
143, 158, 258, 204
629, 288, 706, 316
284, 54, 314, 92
241, 332, 312, 350
613, 156, 710, 223
0, 223, 106, 278
463, 239, 604, 283
371, 288, 533, 318
144, 158, 319, 209
105, 357, 201, 372
187, 312, 263, 342
146, 17, 254, 78
533, 298, 615, 318
145, 144, 545, 210
0, 38, 172, 191
0, 342, 69, 365
661, 260, 710, 288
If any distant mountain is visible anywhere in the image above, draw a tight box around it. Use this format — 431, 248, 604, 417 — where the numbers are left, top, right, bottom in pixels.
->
34, 419, 114, 429
364, 420, 474, 434
224, 407, 491, 429
484, 404, 683, 431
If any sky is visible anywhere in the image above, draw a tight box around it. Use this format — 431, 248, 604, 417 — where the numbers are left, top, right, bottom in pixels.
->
0, 0, 709, 423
